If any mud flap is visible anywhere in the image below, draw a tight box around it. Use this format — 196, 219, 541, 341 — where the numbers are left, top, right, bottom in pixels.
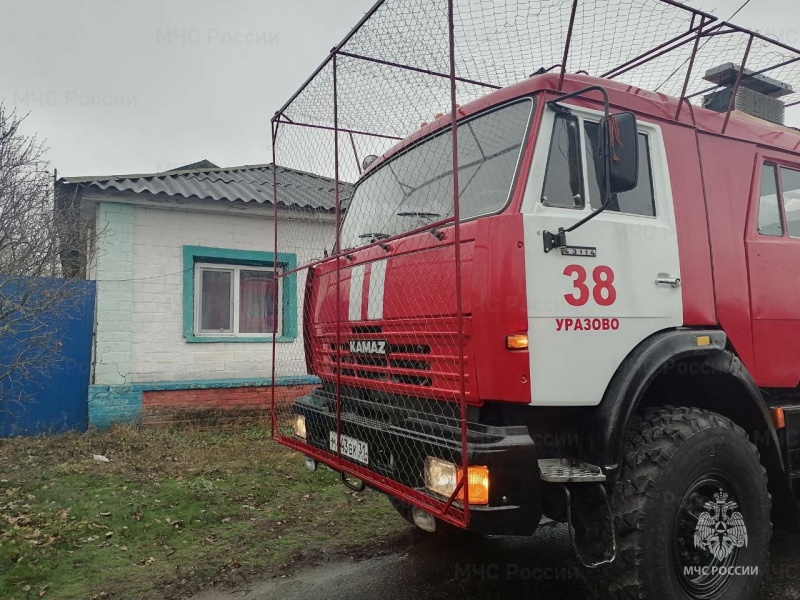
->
563, 483, 617, 569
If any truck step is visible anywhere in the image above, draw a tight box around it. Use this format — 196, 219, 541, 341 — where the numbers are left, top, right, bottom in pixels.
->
538, 458, 607, 483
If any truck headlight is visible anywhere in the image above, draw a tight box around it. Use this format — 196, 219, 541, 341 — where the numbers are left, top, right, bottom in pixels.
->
293, 414, 307, 439
424, 456, 458, 497
424, 456, 490, 505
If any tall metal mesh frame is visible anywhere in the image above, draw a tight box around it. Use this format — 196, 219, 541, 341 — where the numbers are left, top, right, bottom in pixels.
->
269, 0, 800, 531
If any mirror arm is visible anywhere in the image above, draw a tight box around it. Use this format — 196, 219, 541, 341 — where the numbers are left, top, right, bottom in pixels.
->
563, 169, 612, 233
546, 85, 611, 118
542, 186, 611, 253
560, 201, 607, 234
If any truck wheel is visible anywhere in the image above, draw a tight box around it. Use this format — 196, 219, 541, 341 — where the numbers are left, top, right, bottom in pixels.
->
585, 406, 771, 600
388, 496, 475, 536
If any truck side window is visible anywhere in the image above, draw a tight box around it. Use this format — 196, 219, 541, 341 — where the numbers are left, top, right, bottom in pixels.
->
584, 121, 656, 217
541, 115, 583, 209
758, 163, 783, 236
780, 167, 800, 238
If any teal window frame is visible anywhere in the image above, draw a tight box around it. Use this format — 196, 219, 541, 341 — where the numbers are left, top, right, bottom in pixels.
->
183, 246, 297, 343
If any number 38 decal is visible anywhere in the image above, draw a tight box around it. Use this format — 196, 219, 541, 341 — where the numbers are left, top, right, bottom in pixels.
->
563, 264, 616, 307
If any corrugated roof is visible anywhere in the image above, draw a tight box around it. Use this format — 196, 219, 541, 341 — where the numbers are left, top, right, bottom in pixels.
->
58, 163, 351, 212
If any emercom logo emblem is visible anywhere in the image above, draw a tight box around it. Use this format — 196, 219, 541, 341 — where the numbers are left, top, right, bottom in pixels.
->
693, 489, 748, 561
348, 339, 389, 356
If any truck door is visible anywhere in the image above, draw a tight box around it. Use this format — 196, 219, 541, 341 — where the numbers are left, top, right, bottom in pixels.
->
520, 105, 683, 406
747, 160, 800, 387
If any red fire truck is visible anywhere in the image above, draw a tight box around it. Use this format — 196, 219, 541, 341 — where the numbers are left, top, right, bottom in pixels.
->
270, 3, 800, 599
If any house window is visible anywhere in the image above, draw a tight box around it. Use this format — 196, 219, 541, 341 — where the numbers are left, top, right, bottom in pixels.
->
195, 264, 280, 337
182, 246, 298, 343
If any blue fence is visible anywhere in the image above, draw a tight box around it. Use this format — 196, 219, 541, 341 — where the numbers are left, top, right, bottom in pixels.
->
0, 277, 96, 437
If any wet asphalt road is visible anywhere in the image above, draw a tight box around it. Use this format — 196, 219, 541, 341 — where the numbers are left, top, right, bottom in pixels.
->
192, 522, 800, 600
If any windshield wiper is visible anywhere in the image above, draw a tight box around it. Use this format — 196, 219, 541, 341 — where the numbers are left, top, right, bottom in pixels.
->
358, 232, 391, 241
396, 211, 441, 220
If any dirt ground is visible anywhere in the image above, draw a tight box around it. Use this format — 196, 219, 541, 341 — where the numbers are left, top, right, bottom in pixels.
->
189, 522, 800, 600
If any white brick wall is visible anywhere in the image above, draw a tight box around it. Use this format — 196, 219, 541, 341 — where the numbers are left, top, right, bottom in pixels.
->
93, 202, 135, 385
90, 193, 335, 384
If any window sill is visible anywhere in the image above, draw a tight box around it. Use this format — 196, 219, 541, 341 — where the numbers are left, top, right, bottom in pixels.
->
184, 334, 296, 344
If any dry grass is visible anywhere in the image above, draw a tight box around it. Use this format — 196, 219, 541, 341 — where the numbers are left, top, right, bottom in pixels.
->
0, 423, 412, 599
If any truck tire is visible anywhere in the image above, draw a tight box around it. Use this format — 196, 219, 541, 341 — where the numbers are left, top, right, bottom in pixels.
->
584, 406, 771, 600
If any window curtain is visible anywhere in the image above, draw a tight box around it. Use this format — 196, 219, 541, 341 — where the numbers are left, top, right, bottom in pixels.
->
239, 270, 276, 333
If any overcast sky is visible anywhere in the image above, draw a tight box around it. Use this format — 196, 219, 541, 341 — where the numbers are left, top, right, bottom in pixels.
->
0, 0, 796, 177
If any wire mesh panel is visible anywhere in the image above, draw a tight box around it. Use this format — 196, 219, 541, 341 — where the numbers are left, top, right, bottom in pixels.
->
270, 0, 800, 530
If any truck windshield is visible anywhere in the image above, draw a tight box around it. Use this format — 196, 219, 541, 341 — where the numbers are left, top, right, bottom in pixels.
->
341, 98, 534, 249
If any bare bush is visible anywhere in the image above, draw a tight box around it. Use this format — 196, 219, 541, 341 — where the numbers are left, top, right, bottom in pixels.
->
0, 104, 92, 415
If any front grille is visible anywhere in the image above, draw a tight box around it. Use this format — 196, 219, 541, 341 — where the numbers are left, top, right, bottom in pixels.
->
316, 319, 470, 397
337, 345, 433, 387
390, 344, 430, 354
351, 325, 383, 334
390, 358, 429, 370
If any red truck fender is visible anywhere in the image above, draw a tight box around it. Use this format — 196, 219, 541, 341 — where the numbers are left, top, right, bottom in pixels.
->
584, 328, 798, 525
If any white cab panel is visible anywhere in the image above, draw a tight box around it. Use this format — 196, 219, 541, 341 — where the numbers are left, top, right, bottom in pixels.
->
521, 105, 682, 406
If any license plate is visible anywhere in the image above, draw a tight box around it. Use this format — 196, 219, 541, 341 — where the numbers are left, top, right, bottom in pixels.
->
330, 431, 369, 465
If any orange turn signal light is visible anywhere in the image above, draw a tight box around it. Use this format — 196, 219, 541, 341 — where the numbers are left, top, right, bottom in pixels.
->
506, 334, 529, 350
457, 465, 490, 505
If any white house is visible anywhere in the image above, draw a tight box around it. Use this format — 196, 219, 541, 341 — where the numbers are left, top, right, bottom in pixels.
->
56, 161, 345, 427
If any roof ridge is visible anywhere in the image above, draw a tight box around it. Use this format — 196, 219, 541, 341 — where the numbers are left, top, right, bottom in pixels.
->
58, 163, 275, 183
55, 162, 352, 212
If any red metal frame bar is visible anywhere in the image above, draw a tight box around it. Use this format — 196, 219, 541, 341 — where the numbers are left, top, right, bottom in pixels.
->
722, 34, 754, 134
277, 434, 468, 526
448, 0, 469, 526
688, 11, 698, 31
443, 478, 465, 513
274, 119, 402, 141
337, 50, 500, 90
558, 0, 579, 91
332, 51, 344, 469
270, 120, 280, 437
348, 131, 362, 175
675, 15, 707, 121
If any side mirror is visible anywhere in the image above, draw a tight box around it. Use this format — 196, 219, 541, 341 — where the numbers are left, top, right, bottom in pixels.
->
595, 112, 639, 195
